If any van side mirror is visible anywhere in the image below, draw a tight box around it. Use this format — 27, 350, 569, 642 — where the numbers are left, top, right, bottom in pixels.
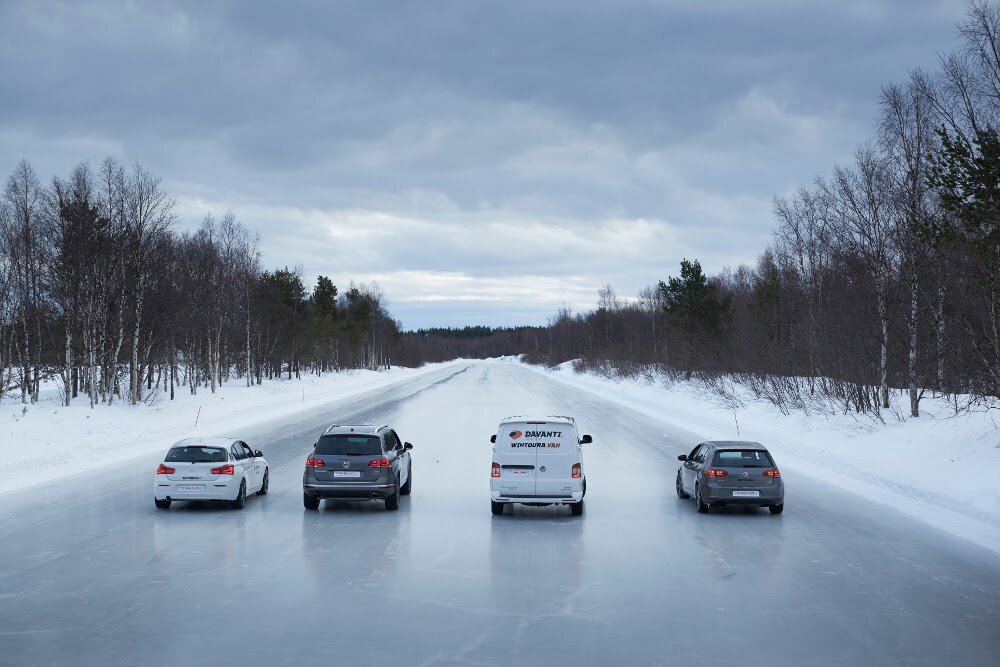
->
404, 442, 413, 450
580, 435, 592, 444
490, 435, 496, 443
677, 454, 687, 461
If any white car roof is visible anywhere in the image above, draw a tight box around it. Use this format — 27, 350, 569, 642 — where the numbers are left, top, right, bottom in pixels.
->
499, 415, 577, 426
172, 437, 237, 448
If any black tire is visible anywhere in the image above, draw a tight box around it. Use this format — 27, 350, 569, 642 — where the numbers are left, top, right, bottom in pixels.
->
570, 501, 584, 516
384, 477, 400, 511
582, 478, 587, 498
675, 472, 690, 499
491, 501, 504, 516
400, 464, 412, 495
230, 480, 247, 510
154, 498, 170, 509
695, 485, 709, 514
256, 469, 269, 495
303, 492, 320, 510
769, 503, 784, 515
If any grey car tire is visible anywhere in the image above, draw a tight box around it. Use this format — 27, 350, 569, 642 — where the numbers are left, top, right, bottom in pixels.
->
384, 477, 400, 511
570, 501, 584, 516
695, 485, 709, 513
676, 472, 690, 499
154, 498, 170, 509
400, 464, 412, 495
491, 501, 504, 515
230, 480, 247, 510
769, 503, 784, 515
256, 469, 269, 495
303, 492, 320, 510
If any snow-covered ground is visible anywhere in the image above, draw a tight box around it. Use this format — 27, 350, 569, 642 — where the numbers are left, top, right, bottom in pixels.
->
0, 362, 458, 495
523, 360, 1000, 553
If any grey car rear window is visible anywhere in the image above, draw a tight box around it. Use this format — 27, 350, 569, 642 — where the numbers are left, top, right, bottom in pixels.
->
316, 435, 382, 456
166, 446, 227, 463
712, 449, 775, 467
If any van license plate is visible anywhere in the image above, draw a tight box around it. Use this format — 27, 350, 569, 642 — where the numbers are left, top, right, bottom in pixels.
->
505, 469, 531, 476
333, 471, 361, 478
178, 485, 204, 492
732, 490, 759, 497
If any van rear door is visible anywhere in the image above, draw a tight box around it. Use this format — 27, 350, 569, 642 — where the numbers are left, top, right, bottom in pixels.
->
533, 426, 579, 498
495, 423, 536, 497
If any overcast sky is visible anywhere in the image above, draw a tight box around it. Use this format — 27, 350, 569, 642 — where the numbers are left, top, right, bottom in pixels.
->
0, 0, 970, 329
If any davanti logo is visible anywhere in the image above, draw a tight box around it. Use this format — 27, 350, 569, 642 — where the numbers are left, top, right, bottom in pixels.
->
509, 430, 523, 440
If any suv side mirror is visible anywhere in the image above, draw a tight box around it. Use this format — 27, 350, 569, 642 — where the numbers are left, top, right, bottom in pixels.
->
580, 435, 592, 444
255, 450, 264, 458
677, 454, 687, 461
490, 435, 496, 443
404, 442, 413, 450
313, 442, 318, 449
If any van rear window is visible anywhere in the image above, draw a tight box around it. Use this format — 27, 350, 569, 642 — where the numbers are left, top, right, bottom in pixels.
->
316, 435, 382, 456
712, 449, 775, 468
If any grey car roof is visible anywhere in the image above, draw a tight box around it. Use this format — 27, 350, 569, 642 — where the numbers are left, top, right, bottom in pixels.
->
322, 424, 387, 435
703, 440, 767, 450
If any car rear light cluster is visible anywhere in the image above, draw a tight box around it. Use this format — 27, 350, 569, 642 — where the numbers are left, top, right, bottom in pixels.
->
305, 456, 325, 468
210, 464, 234, 475
705, 468, 728, 477
764, 469, 781, 477
156, 463, 175, 475
491, 462, 501, 478
571, 463, 582, 479
369, 457, 392, 468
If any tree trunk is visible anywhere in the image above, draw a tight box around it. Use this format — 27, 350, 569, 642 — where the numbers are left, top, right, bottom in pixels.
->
878, 285, 889, 410
908, 268, 919, 418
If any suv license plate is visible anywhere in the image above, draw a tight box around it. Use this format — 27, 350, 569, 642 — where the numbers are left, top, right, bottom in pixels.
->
333, 471, 361, 478
178, 485, 204, 492
732, 490, 759, 497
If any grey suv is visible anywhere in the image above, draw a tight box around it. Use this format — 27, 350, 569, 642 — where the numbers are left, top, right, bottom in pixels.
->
303, 424, 413, 511
676, 440, 784, 514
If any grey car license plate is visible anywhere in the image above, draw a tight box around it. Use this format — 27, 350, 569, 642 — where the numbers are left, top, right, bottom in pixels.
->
732, 490, 760, 497
333, 471, 361, 478
178, 484, 204, 492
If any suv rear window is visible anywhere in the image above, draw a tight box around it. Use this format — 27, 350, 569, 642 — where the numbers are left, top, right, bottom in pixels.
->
316, 434, 382, 456
712, 449, 775, 468
166, 446, 227, 463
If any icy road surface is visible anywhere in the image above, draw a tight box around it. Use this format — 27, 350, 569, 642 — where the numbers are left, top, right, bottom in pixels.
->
1, 362, 998, 666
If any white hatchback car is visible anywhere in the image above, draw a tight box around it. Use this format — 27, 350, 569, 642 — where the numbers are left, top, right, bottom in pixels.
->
154, 437, 269, 510
490, 416, 591, 516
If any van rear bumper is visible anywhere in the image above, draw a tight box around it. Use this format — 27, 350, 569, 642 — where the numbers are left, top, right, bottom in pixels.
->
492, 492, 583, 504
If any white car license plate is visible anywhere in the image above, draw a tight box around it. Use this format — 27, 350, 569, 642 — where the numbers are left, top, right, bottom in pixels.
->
178, 485, 204, 492
505, 469, 532, 476
333, 471, 361, 478
732, 490, 760, 497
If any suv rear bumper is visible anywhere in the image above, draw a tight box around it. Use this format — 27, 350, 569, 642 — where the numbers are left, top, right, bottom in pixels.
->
304, 481, 396, 500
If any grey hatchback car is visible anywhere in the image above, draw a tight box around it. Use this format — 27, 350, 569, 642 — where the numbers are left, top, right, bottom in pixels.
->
303, 424, 413, 511
676, 441, 784, 514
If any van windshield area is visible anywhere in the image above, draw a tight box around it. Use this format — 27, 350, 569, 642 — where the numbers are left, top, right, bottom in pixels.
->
316, 435, 382, 456
166, 446, 228, 463
712, 449, 775, 468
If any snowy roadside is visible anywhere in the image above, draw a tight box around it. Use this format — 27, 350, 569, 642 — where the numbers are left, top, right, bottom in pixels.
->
521, 360, 1000, 554
0, 361, 462, 495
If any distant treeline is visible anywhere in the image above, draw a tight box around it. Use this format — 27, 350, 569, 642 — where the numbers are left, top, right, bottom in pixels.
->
0, 157, 400, 407
395, 326, 546, 364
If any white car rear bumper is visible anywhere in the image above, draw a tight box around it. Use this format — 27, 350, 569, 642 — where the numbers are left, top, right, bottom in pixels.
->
154, 478, 241, 502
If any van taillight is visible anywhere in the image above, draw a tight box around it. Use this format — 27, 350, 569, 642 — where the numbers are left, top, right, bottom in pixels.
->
369, 458, 392, 468
571, 463, 581, 478
705, 469, 728, 477
156, 464, 175, 475
764, 469, 781, 477
211, 464, 235, 475
491, 462, 501, 478
305, 456, 325, 468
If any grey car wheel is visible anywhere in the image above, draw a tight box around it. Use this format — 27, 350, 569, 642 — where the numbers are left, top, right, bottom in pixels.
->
769, 503, 784, 515
695, 484, 709, 513
676, 472, 690, 499
230, 480, 247, 510
256, 469, 269, 495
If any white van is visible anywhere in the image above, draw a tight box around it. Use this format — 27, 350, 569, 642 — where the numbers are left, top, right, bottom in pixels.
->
490, 415, 592, 516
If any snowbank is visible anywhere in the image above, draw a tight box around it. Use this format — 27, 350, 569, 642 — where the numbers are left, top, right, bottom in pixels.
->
522, 361, 1000, 553
0, 362, 458, 495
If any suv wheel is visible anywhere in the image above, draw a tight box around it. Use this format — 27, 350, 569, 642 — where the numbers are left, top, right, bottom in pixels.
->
303, 492, 320, 510
400, 464, 412, 495
384, 477, 400, 511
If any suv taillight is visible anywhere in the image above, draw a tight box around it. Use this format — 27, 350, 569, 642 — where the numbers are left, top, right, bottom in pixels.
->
369, 457, 392, 468
705, 468, 728, 477
211, 464, 234, 475
156, 463, 175, 475
571, 463, 581, 479
305, 456, 325, 468
764, 469, 781, 477
491, 462, 501, 478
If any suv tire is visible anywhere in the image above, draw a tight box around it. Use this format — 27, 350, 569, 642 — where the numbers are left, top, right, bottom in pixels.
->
303, 492, 320, 510
400, 464, 412, 495
384, 477, 400, 511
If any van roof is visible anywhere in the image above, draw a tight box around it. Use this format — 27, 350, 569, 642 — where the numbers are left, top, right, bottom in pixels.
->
500, 415, 577, 426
